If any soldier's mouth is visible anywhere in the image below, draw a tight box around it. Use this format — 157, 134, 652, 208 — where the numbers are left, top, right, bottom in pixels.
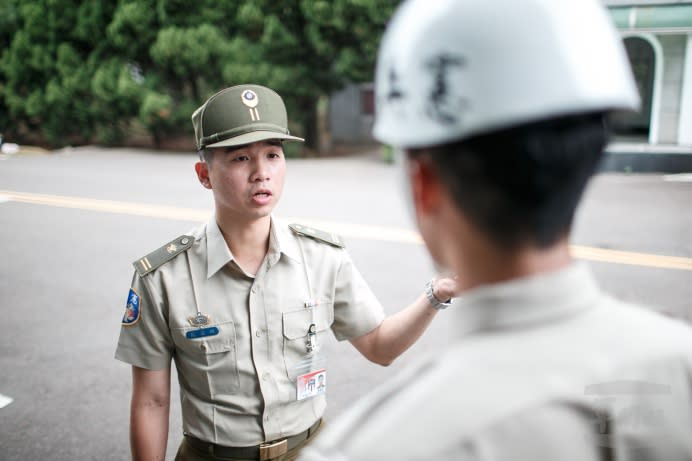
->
252, 189, 273, 205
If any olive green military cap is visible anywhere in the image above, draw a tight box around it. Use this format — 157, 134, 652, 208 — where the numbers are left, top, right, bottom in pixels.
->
192, 84, 304, 150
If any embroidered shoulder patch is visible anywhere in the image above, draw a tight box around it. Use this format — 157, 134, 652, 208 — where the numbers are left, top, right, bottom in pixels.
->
122, 288, 141, 326
133, 235, 194, 276
289, 223, 345, 248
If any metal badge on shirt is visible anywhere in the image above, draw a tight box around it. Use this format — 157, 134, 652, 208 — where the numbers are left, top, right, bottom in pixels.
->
185, 311, 218, 338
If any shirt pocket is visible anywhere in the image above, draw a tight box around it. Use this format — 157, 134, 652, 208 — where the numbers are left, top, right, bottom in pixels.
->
171, 320, 240, 396
282, 304, 334, 379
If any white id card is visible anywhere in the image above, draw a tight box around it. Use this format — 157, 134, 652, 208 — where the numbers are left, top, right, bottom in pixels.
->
290, 351, 327, 401
297, 368, 327, 401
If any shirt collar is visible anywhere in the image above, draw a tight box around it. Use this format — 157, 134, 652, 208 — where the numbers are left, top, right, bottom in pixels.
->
270, 217, 302, 264
452, 262, 601, 337
206, 216, 233, 278
205, 215, 302, 278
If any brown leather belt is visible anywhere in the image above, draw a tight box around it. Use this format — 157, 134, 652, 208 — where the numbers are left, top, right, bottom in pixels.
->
184, 419, 322, 460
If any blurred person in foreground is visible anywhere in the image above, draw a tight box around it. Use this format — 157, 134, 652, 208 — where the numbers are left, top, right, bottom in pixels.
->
300, 1, 692, 459
115, 83, 456, 461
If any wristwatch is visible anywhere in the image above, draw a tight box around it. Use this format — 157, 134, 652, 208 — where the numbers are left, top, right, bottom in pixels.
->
425, 278, 453, 310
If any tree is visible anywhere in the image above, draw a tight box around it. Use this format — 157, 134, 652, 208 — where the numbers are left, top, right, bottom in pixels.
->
0, 1, 118, 146
224, 0, 398, 150
0, 0, 20, 140
0, 0, 397, 151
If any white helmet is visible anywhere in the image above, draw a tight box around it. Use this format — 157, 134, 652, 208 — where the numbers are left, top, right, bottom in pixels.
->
373, 0, 640, 148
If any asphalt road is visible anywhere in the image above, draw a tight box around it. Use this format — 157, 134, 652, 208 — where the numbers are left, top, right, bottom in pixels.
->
0, 146, 690, 460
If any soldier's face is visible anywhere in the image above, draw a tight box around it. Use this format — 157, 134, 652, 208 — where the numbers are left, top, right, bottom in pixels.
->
196, 140, 286, 221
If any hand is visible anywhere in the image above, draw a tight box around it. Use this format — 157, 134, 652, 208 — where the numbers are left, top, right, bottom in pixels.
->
432, 276, 458, 302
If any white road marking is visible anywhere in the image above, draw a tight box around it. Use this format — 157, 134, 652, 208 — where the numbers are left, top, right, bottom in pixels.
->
663, 173, 692, 183
1, 189, 691, 271
0, 393, 14, 408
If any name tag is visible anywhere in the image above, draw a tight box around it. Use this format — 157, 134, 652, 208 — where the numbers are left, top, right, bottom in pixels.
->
186, 327, 219, 339
296, 369, 326, 401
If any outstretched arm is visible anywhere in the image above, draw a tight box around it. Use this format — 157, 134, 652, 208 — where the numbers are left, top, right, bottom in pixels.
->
350, 277, 456, 366
130, 366, 171, 461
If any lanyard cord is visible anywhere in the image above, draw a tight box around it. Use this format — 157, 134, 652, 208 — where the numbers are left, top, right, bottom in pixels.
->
296, 236, 319, 354
185, 251, 202, 312
296, 237, 315, 307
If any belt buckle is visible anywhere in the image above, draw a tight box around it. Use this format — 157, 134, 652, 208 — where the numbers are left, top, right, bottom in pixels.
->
259, 439, 288, 461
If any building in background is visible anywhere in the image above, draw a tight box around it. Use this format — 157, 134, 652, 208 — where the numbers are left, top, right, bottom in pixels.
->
329, 83, 375, 147
607, 1, 692, 144
601, 0, 692, 171
330, 0, 692, 171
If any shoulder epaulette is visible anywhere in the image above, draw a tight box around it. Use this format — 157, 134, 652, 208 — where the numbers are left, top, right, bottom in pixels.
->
133, 235, 195, 276
289, 223, 345, 248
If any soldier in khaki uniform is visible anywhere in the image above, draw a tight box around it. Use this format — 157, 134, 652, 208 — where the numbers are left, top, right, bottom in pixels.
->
300, 1, 692, 460
115, 84, 456, 461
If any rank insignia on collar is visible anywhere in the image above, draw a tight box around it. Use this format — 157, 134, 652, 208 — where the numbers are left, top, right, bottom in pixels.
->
188, 312, 211, 327
288, 223, 345, 248
122, 289, 141, 326
133, 235, 194, 277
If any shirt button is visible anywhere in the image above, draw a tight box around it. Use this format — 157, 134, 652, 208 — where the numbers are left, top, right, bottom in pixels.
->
251, 285, 258, 294
200, 343, 207, 352
262, 372, 271, 381
255, 330, 262, 337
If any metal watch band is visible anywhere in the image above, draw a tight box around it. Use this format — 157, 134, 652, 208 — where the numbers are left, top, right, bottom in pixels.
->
425, 278, 453, 310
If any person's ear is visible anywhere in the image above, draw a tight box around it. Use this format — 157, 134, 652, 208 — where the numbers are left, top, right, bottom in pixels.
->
408, 155, 442, 218
195, 162, 212, 189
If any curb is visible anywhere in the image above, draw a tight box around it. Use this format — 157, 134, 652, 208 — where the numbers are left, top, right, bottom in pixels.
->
601, 143, 692, 173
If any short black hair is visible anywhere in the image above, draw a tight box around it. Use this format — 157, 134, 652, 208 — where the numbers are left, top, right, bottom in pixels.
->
408, 112, 608, 250
199, 148, 214, 164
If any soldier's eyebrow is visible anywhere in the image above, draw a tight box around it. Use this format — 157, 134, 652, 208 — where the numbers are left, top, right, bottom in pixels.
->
222, 146, 245, 154
221, 141, 282, 155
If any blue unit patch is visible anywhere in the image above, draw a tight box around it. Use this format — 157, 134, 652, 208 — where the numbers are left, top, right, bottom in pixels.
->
122, 289, 141, 326
186, 327, 220, 339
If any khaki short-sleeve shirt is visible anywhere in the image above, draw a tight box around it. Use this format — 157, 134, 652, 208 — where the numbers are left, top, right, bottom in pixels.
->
300, 263, 692, 460
115, 216, 385, 446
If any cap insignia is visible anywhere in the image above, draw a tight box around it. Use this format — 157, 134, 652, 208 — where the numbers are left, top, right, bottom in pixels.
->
241, 89, 260, 121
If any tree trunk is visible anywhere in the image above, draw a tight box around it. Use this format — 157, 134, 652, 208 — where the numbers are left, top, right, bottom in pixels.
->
299, 96, 319, 154
317, 95, 332, 154
152, 129, 162, 150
